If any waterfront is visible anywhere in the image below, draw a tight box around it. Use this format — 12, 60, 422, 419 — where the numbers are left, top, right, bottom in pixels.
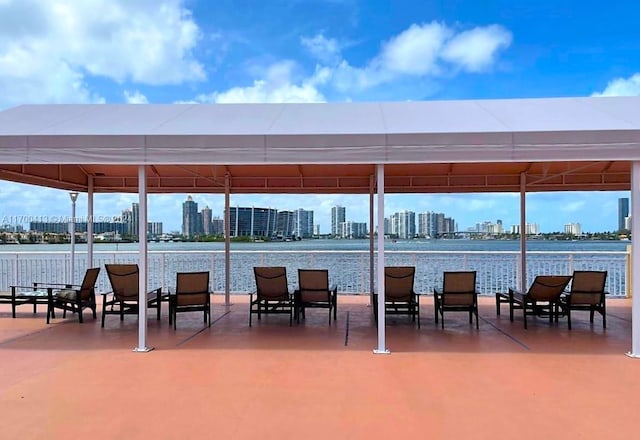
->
0, 238, 629, 252
0, 239, 628, 296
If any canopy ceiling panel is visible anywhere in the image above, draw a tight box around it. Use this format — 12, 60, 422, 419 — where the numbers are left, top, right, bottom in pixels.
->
0, 96, 638, 194
0, 161, 630, 194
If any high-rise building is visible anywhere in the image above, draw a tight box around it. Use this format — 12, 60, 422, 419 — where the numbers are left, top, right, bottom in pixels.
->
120, 208, 133, 237
510, 223, 540, 235
148, 222, 163, 236
211, 217, 224, 235
331, 206, 346, 237
131, 202, 139, 239
182, 196, 199, 238
276, 210, 295, 238
619, 197, 630, 231
228, 206, 278, 238
390, 210, 415, 239
341, 221, 367, 239
294, 208, 314, 238
201, 206, 212, 235
564, 223, 581, 235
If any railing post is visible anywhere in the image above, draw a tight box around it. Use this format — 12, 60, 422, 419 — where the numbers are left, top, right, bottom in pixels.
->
161, 252, 166, 292
13, 254, 19, 287
568, 254, 574, 274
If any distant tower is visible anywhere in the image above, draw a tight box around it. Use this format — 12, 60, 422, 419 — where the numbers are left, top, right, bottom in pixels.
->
294, 208, 314, 238
131, 202, 139, 239
182, 196, 199, 238
201, 206, 212, 235
618, 197, 630, 231
331, 206, 346, 237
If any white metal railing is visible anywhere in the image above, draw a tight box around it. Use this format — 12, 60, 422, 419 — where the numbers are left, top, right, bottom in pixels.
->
0, 250, 628, 296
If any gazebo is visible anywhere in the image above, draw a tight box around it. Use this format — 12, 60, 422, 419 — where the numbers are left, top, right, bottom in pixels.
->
0, 96, 639, 354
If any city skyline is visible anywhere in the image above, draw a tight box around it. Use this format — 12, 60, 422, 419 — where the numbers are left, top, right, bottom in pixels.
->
0, 190, 630, 236
0, 2, 638, 232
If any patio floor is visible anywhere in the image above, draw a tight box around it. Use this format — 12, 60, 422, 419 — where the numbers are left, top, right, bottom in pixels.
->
0, 295, 637, 439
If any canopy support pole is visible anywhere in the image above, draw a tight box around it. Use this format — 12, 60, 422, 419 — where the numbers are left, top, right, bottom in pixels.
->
519, 173, 527, 294
369, 174, 375, 306
628, 161, 640, 357
374, 164, 389, 354
134, 165, 152, 352
225, 174, 231, 306
87, 175, 94, 268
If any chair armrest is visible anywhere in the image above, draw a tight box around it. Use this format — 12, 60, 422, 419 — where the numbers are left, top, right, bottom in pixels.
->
11, 285, 42, 290
508, 288, 526, 304
33, 282, 78, 288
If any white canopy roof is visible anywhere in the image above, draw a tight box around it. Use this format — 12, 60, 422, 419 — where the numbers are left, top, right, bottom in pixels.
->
0, 96, 638, 194
0, 96, 639, 165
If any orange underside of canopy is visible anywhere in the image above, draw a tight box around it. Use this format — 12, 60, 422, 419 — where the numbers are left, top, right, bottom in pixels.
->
0, 161, 630, 194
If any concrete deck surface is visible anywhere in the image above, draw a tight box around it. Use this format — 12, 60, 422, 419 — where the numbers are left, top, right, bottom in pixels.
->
0, 295, 637, 439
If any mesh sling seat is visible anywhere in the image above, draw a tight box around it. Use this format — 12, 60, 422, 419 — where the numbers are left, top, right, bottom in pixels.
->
170, 271, 211, 330
42, 267, 100, 324
250, 267, 294, 326
102, 264, 163, 328
294, 269, 338, 324
559, 270, 608, 330
434, 271, 479, 329
373, 266, 420, 328
503, 275, 572, 329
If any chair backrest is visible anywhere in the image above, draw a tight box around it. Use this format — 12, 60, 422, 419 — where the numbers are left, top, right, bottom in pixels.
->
298, 269, 330, 302
570, 270, 607, 305
442, 271, 476, 305
176, 272, 210, 306
254, 267, 289, 300
105, 264, 139, 301
527, 275, 572, 301
384, 266, 415, 301
79, 267, 100, 300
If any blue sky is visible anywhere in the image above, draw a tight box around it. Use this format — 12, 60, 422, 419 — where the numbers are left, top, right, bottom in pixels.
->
0, 0, 638, 233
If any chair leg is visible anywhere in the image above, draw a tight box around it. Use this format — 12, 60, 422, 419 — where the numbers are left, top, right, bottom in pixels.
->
475, 304, 479, 329
567, 308, 572, 330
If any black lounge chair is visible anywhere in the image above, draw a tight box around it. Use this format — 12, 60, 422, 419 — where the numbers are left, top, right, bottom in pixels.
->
434, 271, 479, 329
169, 271, 211, 329
294, 269, 337, 324
250, 267, 294, 326
559, 270, 608, 330
373, 266, 420, 328
101, 264, 163, 327
43, 267, 100, 324
500, 275, 572, 329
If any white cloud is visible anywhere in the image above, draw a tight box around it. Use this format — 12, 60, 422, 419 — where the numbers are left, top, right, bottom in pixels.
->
441, 25, 512, 72
301, 34, 342, 64
378, 22, 451, 75
195, 61, 326, 103
124, 90, 149, 104
592, 73, 640, 96
328, 21, 512, 93
188, 21, 512, 104
0, 0, 204, 108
